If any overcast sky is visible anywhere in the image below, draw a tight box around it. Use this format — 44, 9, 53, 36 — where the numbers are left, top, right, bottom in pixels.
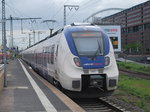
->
0, 0, 148, 49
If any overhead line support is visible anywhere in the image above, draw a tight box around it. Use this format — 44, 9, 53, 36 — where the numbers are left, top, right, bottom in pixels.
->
64, 5, 79, 26
2, 0, 7, 87
6, 16, 42, 46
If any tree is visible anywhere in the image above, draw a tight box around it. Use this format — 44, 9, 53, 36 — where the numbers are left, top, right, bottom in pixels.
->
123, 42, 142, 55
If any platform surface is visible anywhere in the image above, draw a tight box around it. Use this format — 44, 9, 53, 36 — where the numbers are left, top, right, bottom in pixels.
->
0, 59, 84, 112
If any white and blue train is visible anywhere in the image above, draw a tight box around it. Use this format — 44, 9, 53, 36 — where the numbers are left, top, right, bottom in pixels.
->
21, 23, 119, 98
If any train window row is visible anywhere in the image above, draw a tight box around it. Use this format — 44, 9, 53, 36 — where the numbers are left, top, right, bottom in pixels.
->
23, 44, 55, 67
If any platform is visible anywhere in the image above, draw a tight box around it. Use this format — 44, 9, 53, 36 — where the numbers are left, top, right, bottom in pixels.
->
0, 59, 85, 112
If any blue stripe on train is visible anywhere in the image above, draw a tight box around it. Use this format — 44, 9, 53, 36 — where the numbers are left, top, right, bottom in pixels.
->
79, 56, 105, 69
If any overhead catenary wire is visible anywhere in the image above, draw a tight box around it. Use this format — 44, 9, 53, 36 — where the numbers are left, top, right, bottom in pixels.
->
6, 0, 50, 29
47, 0, 57, 17
80, 0, 96, 8
5, 3, 21, 17
5, 1, 44, 48
5, 1, 34, 18
4, 0, 102, 32
46, 0, 71, 28
67, 0, 102, 23
5, 1, 41, 31
50, 0, 70, 20
70, 0, 101, 15
73, 0, 100, 11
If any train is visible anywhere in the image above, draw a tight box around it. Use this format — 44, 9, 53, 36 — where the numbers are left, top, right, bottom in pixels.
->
0, 51, 10, 64
21, 23, 119, 98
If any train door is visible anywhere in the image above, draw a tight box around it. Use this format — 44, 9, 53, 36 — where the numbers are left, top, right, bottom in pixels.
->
54, 44, 58, 72
34, 50, 37, 67
51, 44, 58, 73
47, 44, 55, 74
47, 44, 58, 79
51, 45, 55, 65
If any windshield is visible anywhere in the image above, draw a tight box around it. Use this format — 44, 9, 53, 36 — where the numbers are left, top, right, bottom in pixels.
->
72, 32, 103, 57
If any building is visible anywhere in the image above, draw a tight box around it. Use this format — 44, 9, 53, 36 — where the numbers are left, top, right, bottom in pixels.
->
101, 0, 150, 55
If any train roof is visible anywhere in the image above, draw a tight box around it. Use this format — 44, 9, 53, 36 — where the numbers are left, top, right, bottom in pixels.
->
23, 23, 98, 51
70, 22, 95, 26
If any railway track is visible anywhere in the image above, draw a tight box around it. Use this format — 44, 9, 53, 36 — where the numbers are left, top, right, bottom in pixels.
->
119, 69, 150, 80
73, 97, 127, 112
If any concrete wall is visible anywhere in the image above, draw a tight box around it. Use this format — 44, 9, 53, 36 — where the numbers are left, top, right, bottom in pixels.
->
0, 65, 4, 93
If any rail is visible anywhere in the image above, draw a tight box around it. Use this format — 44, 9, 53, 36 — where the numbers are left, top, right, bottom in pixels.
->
73, 98, 125, 112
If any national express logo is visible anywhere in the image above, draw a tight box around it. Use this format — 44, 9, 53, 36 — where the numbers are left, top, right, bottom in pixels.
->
104, 29, 118, 32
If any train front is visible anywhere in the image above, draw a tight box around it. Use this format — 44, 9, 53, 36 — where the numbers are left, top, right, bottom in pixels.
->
59, 24, 119, 98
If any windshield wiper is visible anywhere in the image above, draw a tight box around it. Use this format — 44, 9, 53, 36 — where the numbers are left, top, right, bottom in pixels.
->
91, 40, 101, 60
91, 48, 99, 60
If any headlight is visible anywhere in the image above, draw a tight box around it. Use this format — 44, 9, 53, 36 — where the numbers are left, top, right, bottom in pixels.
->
105, 56, 110, 66
73, 57, 81, 67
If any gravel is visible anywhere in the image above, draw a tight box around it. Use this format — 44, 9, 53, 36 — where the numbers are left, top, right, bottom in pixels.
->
105, 96, 146, 112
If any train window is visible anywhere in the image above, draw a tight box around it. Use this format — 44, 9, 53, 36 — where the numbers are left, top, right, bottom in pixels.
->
51, 45, 55, 64
36, 53, 38, 64
34, 50, 37, 64
71, 32, 103, 57
43, 48, 47, 66
56, 45, 58, 56
47, 46, 51, 64
45, 46, 49, 64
